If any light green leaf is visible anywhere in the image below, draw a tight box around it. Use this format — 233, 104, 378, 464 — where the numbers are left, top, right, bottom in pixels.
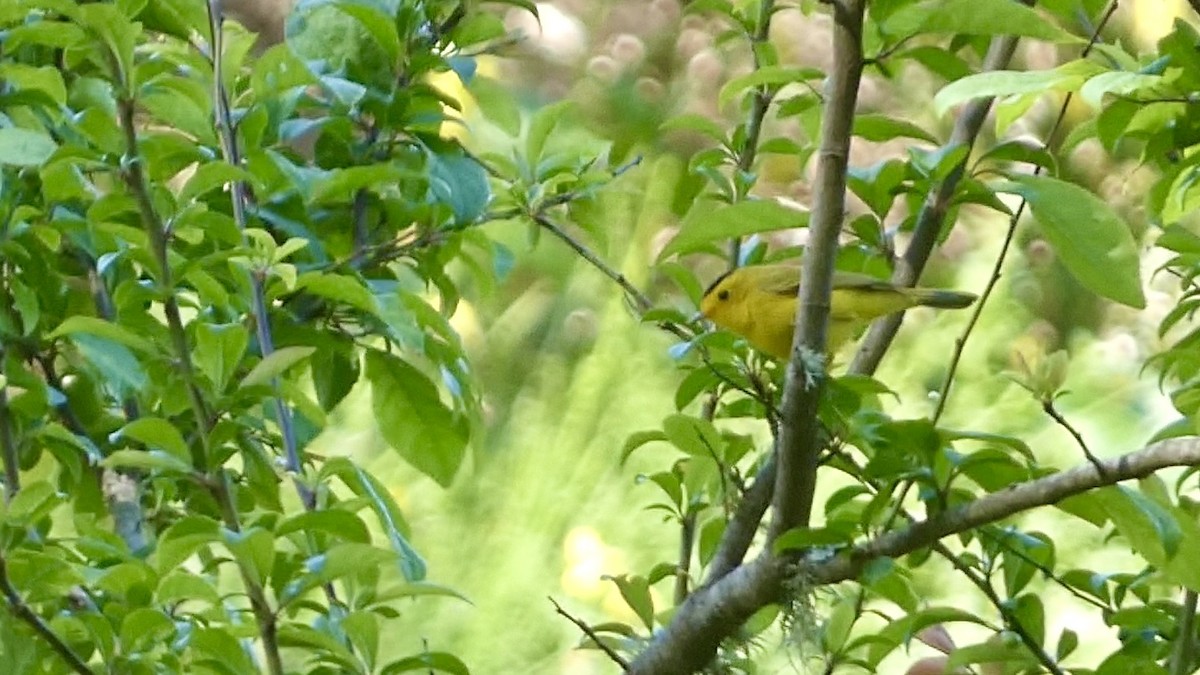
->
102, 449, 193, 474
718, 66, 824, 110
295, 272, 380, 315
50, 316, 156, 353
0, 128, 57, 167
194, 323, 248, 393
852, 114, 938, 144
365, 350, 468, 488
994, 174, 1144, 308
884, 0, 1082, 43
657, 200, 808, 261
319, 456, 426, 580
935, 60, 1104, 117
241, 346, 317, 388
1080, 71, 1164, 108
112, 417, 191, 464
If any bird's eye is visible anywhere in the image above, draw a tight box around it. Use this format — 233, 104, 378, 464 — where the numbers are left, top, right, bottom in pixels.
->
717, 289, 730, 301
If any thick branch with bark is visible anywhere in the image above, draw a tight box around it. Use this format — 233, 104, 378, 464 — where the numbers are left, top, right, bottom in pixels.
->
629, 437, 1200, 673
769, 0, 866, 539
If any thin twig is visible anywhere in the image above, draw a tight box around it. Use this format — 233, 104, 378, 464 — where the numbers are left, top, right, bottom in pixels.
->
932, 541, 1066, 675
728, 0, 777, 266
0, 354, 18, 502
549, 597, 631, 671
850, 29, 1023, 376
931, 0, 1119, 423
1042, 400, 1106, 476
0, 554, 96, 675
1170, 590, 1198, 675
111, 28, 285, 675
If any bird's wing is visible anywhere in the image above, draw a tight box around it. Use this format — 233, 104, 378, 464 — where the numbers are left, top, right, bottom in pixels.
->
830, 271, 897, 293
758, 265, 802, 297
760, 268, 897, 297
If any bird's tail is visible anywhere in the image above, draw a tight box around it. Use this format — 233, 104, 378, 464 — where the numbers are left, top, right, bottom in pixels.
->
905, 288, 978, 309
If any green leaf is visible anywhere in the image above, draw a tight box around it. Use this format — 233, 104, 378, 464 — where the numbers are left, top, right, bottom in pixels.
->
717, 66, 824, 109
429, 151, 490, 224
773, 526, 855, 553
867, 607, 991, 667
365, 349, 468, 488
0, 128, 57, 167
1101, 485, 1183, 560
620, 430, 670, 463
5, 481, 62, 523
281, 543, 396, 605
661, 414, 723, 459
112, 417, 191, 464
657, 200, 808, 261
241, 346, 317, 388
525, 100, 573, 169
276, 509, 371, 543
604, 574, 655, 631
994, 174, 1144, 308
102, 449, 192, 473
155, 516, 221, 573
381, 652, 470, 675
193, 323, 248, 394
319, 457, 426, 580
295, 272, 380, 315
934, 60, 1104, 117
1080, 71, 1164, 108
156, 570, 222, 608
221, 526, 274, 586
884, 0, 1082, 43
177, 161, 257, 204
853, 114, 938, 144
70, 334, 147, 397
50, 316, 156, 353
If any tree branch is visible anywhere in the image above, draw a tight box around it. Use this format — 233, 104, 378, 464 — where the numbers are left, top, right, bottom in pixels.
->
849, 30, 1023, 376
549, 597, 631, 671
0, 554, 96, 675
630, 437, 1200, 673
769, 0, 866, 539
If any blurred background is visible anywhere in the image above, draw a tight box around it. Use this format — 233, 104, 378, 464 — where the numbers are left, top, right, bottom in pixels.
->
305, 1, 1191, 671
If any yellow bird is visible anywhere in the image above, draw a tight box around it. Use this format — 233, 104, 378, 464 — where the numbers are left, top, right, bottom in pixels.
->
699, 263, 977, 359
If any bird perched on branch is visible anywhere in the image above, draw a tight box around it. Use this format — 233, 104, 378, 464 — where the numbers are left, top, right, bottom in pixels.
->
699, 263, 977, 359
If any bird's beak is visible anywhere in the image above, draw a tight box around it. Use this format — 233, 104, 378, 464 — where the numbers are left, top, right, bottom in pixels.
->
689, 310, 706, 325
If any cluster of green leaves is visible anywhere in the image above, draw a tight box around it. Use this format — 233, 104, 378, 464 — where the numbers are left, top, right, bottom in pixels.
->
0, 0, 614, 671
595, 1, 1200, 673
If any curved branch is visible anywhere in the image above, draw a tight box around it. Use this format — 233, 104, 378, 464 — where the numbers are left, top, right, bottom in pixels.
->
629, 437, 1200, 673
849, 30, 1022, 376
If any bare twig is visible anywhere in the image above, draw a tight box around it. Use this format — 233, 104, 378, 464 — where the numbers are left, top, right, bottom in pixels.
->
0, 356, 18, 501
629, 436, 1200, 674
1042, 400, 1106, 476
850, 30, 1023, 376
769, 0, 866, 539
0, 554, 96, 675
932, 541, 1066, 675
728, 0, 777, 266
549, 597, 631, 671
931, 0, 1119, 423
